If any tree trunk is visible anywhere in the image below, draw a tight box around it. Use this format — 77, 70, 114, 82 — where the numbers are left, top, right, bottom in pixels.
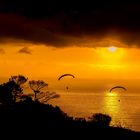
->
35, 92, 37, 100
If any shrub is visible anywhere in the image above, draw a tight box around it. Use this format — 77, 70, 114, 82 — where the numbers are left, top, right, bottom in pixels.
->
89, 113, 112, 126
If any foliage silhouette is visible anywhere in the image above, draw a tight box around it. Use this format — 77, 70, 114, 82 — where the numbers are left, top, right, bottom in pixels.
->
37, 91, 60, 103
0, 80, 22, 104
89, 113, 112, 127
0, 100, 139, 140
0, 76, 59, 105
8, 75, 28, 102
29, 80, 48, 101
9, 75, 28, 86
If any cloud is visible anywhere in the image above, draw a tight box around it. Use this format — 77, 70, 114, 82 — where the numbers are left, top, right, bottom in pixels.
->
0, 1, 140, 48
18, 47, 32, 54
0, 48, 5, 54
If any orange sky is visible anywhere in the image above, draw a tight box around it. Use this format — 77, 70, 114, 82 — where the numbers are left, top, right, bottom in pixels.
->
0, 38, 140, 92
0, 39, 139, 78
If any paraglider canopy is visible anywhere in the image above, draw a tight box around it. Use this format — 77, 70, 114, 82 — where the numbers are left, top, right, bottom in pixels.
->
58, 74, 75, 80
109, 86, 127, 93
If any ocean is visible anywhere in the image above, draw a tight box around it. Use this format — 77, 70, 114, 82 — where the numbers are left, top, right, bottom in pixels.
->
48, 91, 140, 132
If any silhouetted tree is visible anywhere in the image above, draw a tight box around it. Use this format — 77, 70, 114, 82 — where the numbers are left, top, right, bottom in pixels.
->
20, 94, 33, 103
29, 80, 48, 101
0, 81, 22, 104
9, 75, 28, 86
89, 113, 111, 126
9, 75, 28, 101
37, 91, 60, 103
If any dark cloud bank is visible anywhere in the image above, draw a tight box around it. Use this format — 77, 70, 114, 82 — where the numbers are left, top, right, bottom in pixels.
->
1, 0, 140, 47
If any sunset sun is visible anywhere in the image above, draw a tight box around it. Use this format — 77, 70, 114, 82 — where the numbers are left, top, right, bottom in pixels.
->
108, 46, 117, 52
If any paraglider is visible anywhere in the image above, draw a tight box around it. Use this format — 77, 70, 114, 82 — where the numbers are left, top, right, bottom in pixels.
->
58, 74, 75, 80
58, 74, 75, 92
66, 86, 69, 90
109, 86, 127, 93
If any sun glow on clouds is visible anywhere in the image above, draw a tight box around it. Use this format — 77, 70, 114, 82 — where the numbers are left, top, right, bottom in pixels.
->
0, 38, 140, 80
94, 46, 125, 66
108, 46, 117, 52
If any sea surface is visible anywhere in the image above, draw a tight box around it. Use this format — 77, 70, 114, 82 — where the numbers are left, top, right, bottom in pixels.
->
49, 91, 140, 132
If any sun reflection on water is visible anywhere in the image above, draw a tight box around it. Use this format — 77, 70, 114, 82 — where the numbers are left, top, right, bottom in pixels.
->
103, 92, 121, 125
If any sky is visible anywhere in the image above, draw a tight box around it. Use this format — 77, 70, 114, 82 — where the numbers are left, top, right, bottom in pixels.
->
1, 1, 140, 92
